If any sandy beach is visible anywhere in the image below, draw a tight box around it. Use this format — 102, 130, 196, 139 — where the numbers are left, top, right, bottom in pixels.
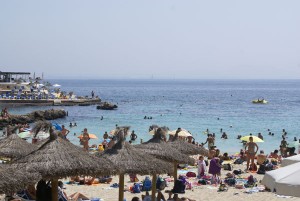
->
61, 163, 299, 201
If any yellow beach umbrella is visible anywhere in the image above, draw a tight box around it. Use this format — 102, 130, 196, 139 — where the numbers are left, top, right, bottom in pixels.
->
240, 135, 264, 142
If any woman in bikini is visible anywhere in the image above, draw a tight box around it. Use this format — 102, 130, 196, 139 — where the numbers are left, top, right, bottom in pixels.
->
245, 136, 259, 171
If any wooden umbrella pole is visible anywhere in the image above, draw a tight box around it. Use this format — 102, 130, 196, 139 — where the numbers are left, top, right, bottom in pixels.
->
119, 174, 125, 201
174, 162, 178, 185
51, 178, 58, 201
151, 174, 157, 201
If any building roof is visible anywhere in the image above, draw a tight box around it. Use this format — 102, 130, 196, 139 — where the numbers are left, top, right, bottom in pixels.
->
0, 71, 30, 75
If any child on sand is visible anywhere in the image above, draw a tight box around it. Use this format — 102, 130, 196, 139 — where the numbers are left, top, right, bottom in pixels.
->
197, 155, 206, 178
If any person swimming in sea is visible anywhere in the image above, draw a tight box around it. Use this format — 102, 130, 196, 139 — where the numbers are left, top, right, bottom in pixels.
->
221, 132, 228, 139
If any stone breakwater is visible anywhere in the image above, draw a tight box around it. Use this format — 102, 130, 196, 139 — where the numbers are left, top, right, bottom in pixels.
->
0, 109, 67, 128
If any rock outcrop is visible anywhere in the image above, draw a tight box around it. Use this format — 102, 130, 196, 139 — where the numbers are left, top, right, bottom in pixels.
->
96, 102, 118, 110
0, 109, 67, 128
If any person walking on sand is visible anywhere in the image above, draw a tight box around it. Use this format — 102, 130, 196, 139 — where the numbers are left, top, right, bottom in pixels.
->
82, 128, 90, 151
245, 136, 258, 171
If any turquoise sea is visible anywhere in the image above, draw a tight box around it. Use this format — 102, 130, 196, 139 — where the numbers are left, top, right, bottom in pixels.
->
8, 79, 300, 154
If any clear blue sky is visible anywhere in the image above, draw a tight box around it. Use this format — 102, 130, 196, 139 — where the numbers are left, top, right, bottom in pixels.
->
0, 0, 299, 79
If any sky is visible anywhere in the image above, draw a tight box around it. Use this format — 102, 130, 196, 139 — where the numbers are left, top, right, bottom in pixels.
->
0, 0, 300, 79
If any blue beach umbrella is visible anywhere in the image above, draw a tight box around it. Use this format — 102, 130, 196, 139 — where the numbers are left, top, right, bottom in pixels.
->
53, 123, 62, 131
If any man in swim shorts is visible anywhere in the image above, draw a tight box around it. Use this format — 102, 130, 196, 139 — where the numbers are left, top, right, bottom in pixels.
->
245, 136, 259, 171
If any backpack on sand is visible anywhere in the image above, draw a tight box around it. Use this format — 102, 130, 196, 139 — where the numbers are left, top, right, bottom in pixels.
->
156, 177, 166, 190
142, 176, 152, 191
132, 183, 141, 193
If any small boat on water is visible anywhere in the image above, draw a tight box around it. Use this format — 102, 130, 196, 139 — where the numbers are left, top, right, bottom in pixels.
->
252, 99, 268, 104
96, 102, 118, 110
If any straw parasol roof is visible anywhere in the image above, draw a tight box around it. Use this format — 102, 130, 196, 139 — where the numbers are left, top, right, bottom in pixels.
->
0, 165, 41, 194
12, 121, 115, 179
12, 121, 116, 201
0, 133, 37, 159
96, 126, 171, 175
170, 128, 209, 156
135, 126, 195, 165
95, 126, 172, 201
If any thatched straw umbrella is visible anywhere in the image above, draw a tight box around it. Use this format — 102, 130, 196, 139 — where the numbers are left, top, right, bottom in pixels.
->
0, 133, 37, 159
135, 126, 195, 200
12, 121, 115, 201
0, 165, 41, 195
170, 128, 209, 156
95, 126, 172, 201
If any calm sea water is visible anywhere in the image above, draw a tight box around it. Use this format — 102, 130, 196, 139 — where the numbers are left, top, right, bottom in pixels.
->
8, 79, 300, 154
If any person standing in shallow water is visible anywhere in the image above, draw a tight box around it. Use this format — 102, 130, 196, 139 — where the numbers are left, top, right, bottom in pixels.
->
61, 125, 70, 140
245, 136, 258, 171
203, 134, 215, 149
130, 130, 137, 141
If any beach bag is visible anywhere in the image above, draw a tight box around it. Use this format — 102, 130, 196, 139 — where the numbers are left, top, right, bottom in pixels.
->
224, 178, 236, 186
156, 177, 166, 190
271, 159, 278, 165
265, 163, 274, 171
132, 183, 141, 193
234, 158, 244, 164
186, 171, 196, 177
198, 179, 207, 185
226, 173, 234, 178
257, 164, 266, 175
249, 163, 257, 172
142, 176, 152, 191
172, 179, 186, 194
223, 163, 232, 171
233, 169, 242, 175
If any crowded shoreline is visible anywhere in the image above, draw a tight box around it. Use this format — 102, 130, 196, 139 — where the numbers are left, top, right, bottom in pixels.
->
1, 114, 300, 201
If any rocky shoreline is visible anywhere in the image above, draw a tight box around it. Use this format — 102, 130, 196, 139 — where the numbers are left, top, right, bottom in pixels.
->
0, 109, 67, 128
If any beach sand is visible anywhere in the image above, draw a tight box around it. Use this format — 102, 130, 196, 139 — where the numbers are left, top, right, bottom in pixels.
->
61, 163, 299, 201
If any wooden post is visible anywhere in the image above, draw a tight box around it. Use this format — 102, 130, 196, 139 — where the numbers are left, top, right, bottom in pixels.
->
119, 174, 125, 201
51, 178, 58, 201
174, 162, 178, 185
151, 174, 157, 201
